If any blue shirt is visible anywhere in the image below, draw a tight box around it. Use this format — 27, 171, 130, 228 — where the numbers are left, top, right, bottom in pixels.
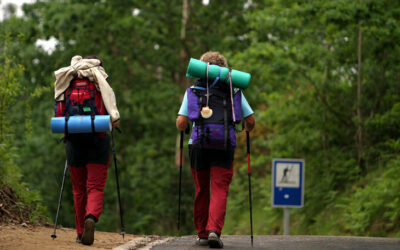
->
178, 90, 254, 117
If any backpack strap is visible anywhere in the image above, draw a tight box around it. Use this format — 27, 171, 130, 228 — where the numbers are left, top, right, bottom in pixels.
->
64, 113, 69, 142
199, 96, 204, 148
192, 86, 206, 91
210, 68, 222, 89
91, 113, 95, 134
65, 88, 73, 116
89, 88, 99, 114
90, 88, 96, 135
223, 98, 228, 150
226, 70, 236, 122
90, 97, 99, 144
205, 126, 210, 144
64, 88, 74, 142
223, 68, 232, 83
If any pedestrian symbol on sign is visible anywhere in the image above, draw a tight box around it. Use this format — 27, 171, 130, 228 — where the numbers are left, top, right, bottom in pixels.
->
280, 166, 292, 184
276, 163, 300, 188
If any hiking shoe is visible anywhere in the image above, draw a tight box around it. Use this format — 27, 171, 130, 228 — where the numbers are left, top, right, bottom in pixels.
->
76, 235, 82, 244
195, 237, 208, 246
208, 231, 223, 248
81, 216, 96, 245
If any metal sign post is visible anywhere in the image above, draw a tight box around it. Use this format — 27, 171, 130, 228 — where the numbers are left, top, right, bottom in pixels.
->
272, 159, 305, 235
284, 207, 290, 235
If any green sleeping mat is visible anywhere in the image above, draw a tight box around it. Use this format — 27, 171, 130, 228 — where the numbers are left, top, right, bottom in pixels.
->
186, 58, 251, 89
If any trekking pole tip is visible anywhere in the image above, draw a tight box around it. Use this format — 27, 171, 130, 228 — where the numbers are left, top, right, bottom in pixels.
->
51, 234, 56, 239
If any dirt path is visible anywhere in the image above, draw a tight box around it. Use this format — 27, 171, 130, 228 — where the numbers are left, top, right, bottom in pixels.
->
0, 224, 140, 250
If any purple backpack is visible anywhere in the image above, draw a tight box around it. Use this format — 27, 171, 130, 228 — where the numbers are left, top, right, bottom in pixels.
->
187, 79, 242, 150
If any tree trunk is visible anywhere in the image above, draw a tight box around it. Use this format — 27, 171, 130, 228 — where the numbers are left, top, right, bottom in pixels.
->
357, 12, 364, 170
178, 0, 190, 86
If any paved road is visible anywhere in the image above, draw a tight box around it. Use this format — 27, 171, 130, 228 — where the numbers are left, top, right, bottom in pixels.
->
149, 235, 400, 250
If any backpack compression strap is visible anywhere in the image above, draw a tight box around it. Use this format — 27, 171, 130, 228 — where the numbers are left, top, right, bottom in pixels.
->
199, 96, 204, 148
64, 114, 69, 142
206, 63, 210, 107
90, 89, 96, 134
210, 68, 222, 89
205, 65, 222, 106
64, 88, 73, 142
226, 69, 236, 122
223, 98, 229, 150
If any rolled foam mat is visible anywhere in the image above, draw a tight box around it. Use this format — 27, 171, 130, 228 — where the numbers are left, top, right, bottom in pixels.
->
186, 58, 251, 89
51, 115, 111, 133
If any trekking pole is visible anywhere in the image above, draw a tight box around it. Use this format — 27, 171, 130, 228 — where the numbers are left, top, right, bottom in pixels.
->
111, 130, 125, 239
246, 131, 254, 247
178, 130, 183, 231
51, 160, 68, 239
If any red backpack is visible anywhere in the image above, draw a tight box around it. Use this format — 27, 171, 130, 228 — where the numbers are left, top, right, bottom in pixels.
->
55, 78, 106, 117
55, 78, 107, 140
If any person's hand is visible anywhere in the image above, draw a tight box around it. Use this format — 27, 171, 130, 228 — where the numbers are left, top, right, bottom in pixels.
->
176, 115, 188, 131
112, 120, 120, 128
244, 115, 255, 132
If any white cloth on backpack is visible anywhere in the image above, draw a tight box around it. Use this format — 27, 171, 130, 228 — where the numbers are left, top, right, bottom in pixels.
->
54, 55, 120, 123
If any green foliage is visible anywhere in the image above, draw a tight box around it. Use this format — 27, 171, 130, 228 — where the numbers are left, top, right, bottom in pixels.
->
0, 31, 47, 223
343, 157, 400, 236
0, 33, 24, 142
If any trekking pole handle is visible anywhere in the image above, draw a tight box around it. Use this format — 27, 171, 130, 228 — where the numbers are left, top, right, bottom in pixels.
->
185, 123, 191, 135
180, 131, 184, 149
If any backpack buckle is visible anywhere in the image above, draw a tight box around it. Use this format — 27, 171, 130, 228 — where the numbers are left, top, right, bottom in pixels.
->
83, 106, 91, 113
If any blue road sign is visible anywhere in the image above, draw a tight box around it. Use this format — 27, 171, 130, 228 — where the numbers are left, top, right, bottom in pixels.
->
272, 159, 305, 207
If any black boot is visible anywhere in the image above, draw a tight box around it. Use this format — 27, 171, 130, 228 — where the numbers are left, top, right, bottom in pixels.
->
81, 215, 96, 245
208, 231, 223, 248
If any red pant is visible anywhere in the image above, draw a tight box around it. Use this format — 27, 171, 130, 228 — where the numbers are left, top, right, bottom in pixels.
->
69, 161, 109, 236
191, 164, 233, 238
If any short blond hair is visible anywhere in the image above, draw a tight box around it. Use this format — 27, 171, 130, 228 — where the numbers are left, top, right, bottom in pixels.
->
200, 51, 228, 67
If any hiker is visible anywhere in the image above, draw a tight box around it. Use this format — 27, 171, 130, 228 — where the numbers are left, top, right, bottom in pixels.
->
176, 51, 255, 248
54, 55, 120, 245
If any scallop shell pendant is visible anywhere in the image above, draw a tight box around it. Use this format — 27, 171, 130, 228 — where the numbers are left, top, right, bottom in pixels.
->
201, 106, 213, 119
